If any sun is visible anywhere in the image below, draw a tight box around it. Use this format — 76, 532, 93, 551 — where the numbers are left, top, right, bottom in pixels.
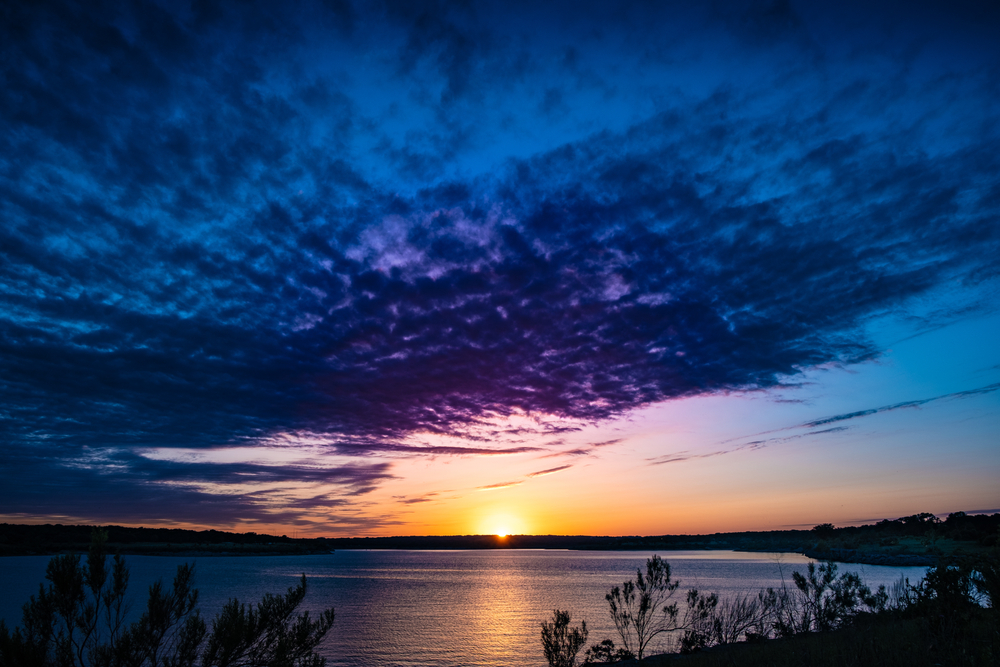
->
479, 511, 526, 537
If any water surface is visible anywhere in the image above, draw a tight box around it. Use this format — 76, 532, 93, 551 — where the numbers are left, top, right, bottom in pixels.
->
0, 550, 926, 666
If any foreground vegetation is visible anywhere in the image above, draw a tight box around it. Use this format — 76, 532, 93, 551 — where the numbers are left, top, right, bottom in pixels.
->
543, 549, 1000, 666
0, 529, 335, 666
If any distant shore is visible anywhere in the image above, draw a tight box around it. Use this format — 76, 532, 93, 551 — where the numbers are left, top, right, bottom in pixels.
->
2, 512, 995, 563
0, 523, 334, 557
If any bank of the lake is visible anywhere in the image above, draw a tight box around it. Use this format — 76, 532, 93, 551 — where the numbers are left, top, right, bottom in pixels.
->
5, 511, 996, 564
0, 523, 334, 556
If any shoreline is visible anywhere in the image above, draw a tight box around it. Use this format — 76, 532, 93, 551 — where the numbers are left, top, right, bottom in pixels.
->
1, 545, 335, 558
797, 547, 936, 567
1, 545, 934, 565
6, 516, 994, 562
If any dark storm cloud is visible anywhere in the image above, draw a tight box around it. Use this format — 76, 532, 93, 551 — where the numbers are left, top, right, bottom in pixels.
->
2, 0, 999, 524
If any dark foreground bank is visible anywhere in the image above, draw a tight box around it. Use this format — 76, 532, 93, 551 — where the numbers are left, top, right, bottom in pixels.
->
638, 611, 999, 667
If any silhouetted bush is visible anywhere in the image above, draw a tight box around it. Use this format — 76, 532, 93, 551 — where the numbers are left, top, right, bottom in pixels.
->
541, 609, 588, 667
581, 638, 634, 664
677, 589, 719, 653
602, 554, 683, 660
786, 561, 876, 633
897, 553, 1000, 665
679, 588, 780, 651
0, 528, 335, 667
970, 549, 1000, 620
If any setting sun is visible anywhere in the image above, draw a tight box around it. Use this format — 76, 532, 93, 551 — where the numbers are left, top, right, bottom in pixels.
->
479, 511, 526, 537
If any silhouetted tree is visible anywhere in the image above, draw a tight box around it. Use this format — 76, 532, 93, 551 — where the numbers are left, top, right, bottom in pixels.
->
0, 528, 335, 667
604, 555, 681, 660
541, 609, 588, 667
677, 589, 719, 653
786, 561, 874, 633
811, 523, 836, 537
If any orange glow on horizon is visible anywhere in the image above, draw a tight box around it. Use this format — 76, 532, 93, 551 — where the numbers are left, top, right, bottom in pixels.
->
16, 359, 997, 540
479, 510, 527, 538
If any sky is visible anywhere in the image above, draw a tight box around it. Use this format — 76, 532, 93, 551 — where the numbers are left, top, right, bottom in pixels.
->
1, 0, 999, 538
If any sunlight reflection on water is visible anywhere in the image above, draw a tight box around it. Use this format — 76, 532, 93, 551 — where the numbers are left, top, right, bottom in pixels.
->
0, 550, 926, 666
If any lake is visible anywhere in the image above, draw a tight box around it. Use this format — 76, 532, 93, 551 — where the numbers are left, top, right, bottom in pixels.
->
0, 550, 927, 666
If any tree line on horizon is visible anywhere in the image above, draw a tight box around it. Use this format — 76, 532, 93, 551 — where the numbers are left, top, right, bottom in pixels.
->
3, 511, 997, 556
812, 511, 999, 544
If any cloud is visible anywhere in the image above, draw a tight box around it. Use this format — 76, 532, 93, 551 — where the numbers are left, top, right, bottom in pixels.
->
648, 426, 851, 466
477, 481, 523, 491
692, 382, 1000, 464
802, 383, 1000, 428
475, 462, 574, 493
537, 438, 624, 459
526, 464, 572, 478
648, 449, 738, 467
6, 2, 998, 449
717, 381, 1000, 449
396, 492, 441, 505
327, 441, 544, 456
0, 443, 395, 530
